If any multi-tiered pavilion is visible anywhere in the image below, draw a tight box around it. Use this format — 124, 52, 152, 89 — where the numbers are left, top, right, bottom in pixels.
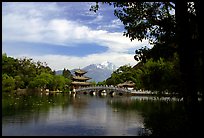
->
71, 69, 92, 89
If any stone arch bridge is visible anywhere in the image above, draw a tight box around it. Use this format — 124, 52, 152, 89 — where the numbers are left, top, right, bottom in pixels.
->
74, 86, 132, 96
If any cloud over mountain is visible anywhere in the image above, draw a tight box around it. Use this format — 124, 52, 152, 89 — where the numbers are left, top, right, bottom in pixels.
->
2, 2, 152, 70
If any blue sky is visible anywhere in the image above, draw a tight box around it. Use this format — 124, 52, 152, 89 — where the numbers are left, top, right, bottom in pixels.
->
2, 2, 151, 70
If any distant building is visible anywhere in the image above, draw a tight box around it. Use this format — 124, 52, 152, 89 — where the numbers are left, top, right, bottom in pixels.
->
71, 69, 92, 89
117, 81, 135, 89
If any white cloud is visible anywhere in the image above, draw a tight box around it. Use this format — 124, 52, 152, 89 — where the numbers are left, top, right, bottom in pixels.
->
97, 19, 123, 30
3, 9, 149, 51
3, 2, 152, 70
20, 52, 138, 70
92, 14, 103, 22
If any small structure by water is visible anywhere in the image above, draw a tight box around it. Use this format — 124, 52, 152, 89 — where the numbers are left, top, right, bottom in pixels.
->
117, 81, 135, 89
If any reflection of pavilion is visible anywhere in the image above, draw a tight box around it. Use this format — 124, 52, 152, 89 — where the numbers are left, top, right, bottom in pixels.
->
71, 69, 92, 89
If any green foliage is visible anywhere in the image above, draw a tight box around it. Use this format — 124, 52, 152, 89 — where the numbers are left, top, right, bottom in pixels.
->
50, 75, 66, 91
134, 43, 177, 63
90, 2, 189, 96
97, 81, 106, 86
103, 54, 181, 94
2, 53, 19, 77
2, 53, 72, 93
28, 72, 53, 89
91, 2, 176, 44
2, 74, 15, 92
62, 68, 72, 79
29, 73, 70, 91
105, 65, 136, 86
64, 78, 72, 91
91, 2, 203, 104
138, 58, 177, 93
14, 75, 24, 89
88, 81, 96, 86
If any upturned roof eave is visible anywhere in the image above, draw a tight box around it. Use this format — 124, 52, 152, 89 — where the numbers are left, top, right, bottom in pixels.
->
74, 69, 87, 74
72, 76, 91, 80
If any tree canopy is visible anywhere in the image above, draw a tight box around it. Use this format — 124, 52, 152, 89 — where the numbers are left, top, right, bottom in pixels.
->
91, 2, 176, 44
2, 53, 72, 92
91, 1, 203, 102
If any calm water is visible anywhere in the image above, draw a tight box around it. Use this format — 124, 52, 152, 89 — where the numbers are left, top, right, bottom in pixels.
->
2, 93, 146, 136
2, 93, 203, 136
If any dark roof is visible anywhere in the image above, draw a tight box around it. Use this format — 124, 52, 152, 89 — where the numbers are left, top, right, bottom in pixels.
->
117, 81, 135, 87
74, 69, 87, 74
72, 76, 91, 80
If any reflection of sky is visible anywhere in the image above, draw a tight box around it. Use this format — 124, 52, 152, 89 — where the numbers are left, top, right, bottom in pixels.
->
41, 96, 144, 136
2, 95, 145, 136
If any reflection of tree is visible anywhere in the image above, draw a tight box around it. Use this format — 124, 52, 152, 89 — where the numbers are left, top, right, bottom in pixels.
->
70, 95, 88, 108
107, 97, 146, 134
108, 98, 203, 136
142, 101, 188, 136
91, 3, 203, 135
69, 95, 89, 118
2, 93, 71, 124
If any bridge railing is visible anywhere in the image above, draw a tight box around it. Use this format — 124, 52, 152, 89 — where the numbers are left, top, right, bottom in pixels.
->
75, 86, 131, 93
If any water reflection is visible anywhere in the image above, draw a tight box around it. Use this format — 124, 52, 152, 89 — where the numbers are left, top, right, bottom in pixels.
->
108, 96, 203, 136
3, 93, 202, 136
2, 93, 145, 136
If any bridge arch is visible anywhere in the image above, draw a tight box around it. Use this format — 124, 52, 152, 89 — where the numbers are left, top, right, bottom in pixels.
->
109, 91, 116, 96
118, 92, 123, 96
99, 89, 107, 96
83, 91, 88, 95
75, 86, 131, 96
89, 90, 96, 96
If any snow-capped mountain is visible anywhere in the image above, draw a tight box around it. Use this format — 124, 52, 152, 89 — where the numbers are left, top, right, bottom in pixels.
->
95, 61, 117, 71
82, 61, 118, 82
56, 61, 118, 82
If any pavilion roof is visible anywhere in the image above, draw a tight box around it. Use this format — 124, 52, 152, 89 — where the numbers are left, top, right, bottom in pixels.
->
74, 69, 87, 74
117, 81, 135, 87
72, 76, 91, 80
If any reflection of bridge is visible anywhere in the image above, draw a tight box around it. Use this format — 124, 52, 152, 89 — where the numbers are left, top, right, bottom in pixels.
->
74, 86, 132, 96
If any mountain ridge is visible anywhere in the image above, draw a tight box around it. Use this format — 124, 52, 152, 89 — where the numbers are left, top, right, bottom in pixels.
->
55, 61, 118, 82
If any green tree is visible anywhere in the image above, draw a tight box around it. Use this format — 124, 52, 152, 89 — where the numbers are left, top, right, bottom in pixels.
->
2, 53, 19, 77
138, 57, 180, 95
105, 65, 134, 86
14, 75, 24, 89
2, 74, 15, 92
62, 68, 72, 79
91, 2, 176, 44
64, 77, 72, 91
36, 61, 53, 75
89, 81, 97, 86
50, 75, 66, 91
97, 81, 106, 86
29, 73, 53, 90
17, 57, 37, 87
2, 53, 72, 92
94, 2, 202, 132
90, 2, 203, 106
